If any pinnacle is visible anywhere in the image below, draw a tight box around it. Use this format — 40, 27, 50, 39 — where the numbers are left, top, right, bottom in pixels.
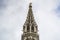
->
23, 2, 38, 33
26, 3, 34, 23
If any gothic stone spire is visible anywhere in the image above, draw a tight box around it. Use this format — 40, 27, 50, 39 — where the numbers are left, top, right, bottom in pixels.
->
23, 3, 38, 33
21, 3, 39, 40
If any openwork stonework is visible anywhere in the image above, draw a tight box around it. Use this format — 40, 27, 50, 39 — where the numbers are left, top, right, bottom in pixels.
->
21, 3, 39, 40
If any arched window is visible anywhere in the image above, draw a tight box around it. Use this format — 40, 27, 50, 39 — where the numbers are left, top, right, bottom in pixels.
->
27, 24, 30, 32
31, 24, 34, 32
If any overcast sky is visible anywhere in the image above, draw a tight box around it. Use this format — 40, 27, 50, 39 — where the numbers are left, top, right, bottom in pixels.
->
0, 0, 60, 40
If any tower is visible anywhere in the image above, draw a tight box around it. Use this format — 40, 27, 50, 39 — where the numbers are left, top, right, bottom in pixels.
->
21, 3, 39, 40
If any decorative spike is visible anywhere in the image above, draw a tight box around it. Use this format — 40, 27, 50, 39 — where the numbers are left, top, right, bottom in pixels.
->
23, 3, 38, 33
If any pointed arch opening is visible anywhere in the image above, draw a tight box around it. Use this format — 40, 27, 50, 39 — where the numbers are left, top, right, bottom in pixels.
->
27, 24, 30, 32
31, 24, 34, 32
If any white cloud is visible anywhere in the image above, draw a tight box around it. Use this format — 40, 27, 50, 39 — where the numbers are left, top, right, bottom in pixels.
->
0, 0, 60, 40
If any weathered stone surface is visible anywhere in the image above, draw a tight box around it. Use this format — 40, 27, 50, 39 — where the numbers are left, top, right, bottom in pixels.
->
21, 3, 39, 40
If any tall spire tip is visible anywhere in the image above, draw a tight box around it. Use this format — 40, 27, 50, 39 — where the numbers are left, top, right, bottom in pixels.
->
29, 3, 32, 8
